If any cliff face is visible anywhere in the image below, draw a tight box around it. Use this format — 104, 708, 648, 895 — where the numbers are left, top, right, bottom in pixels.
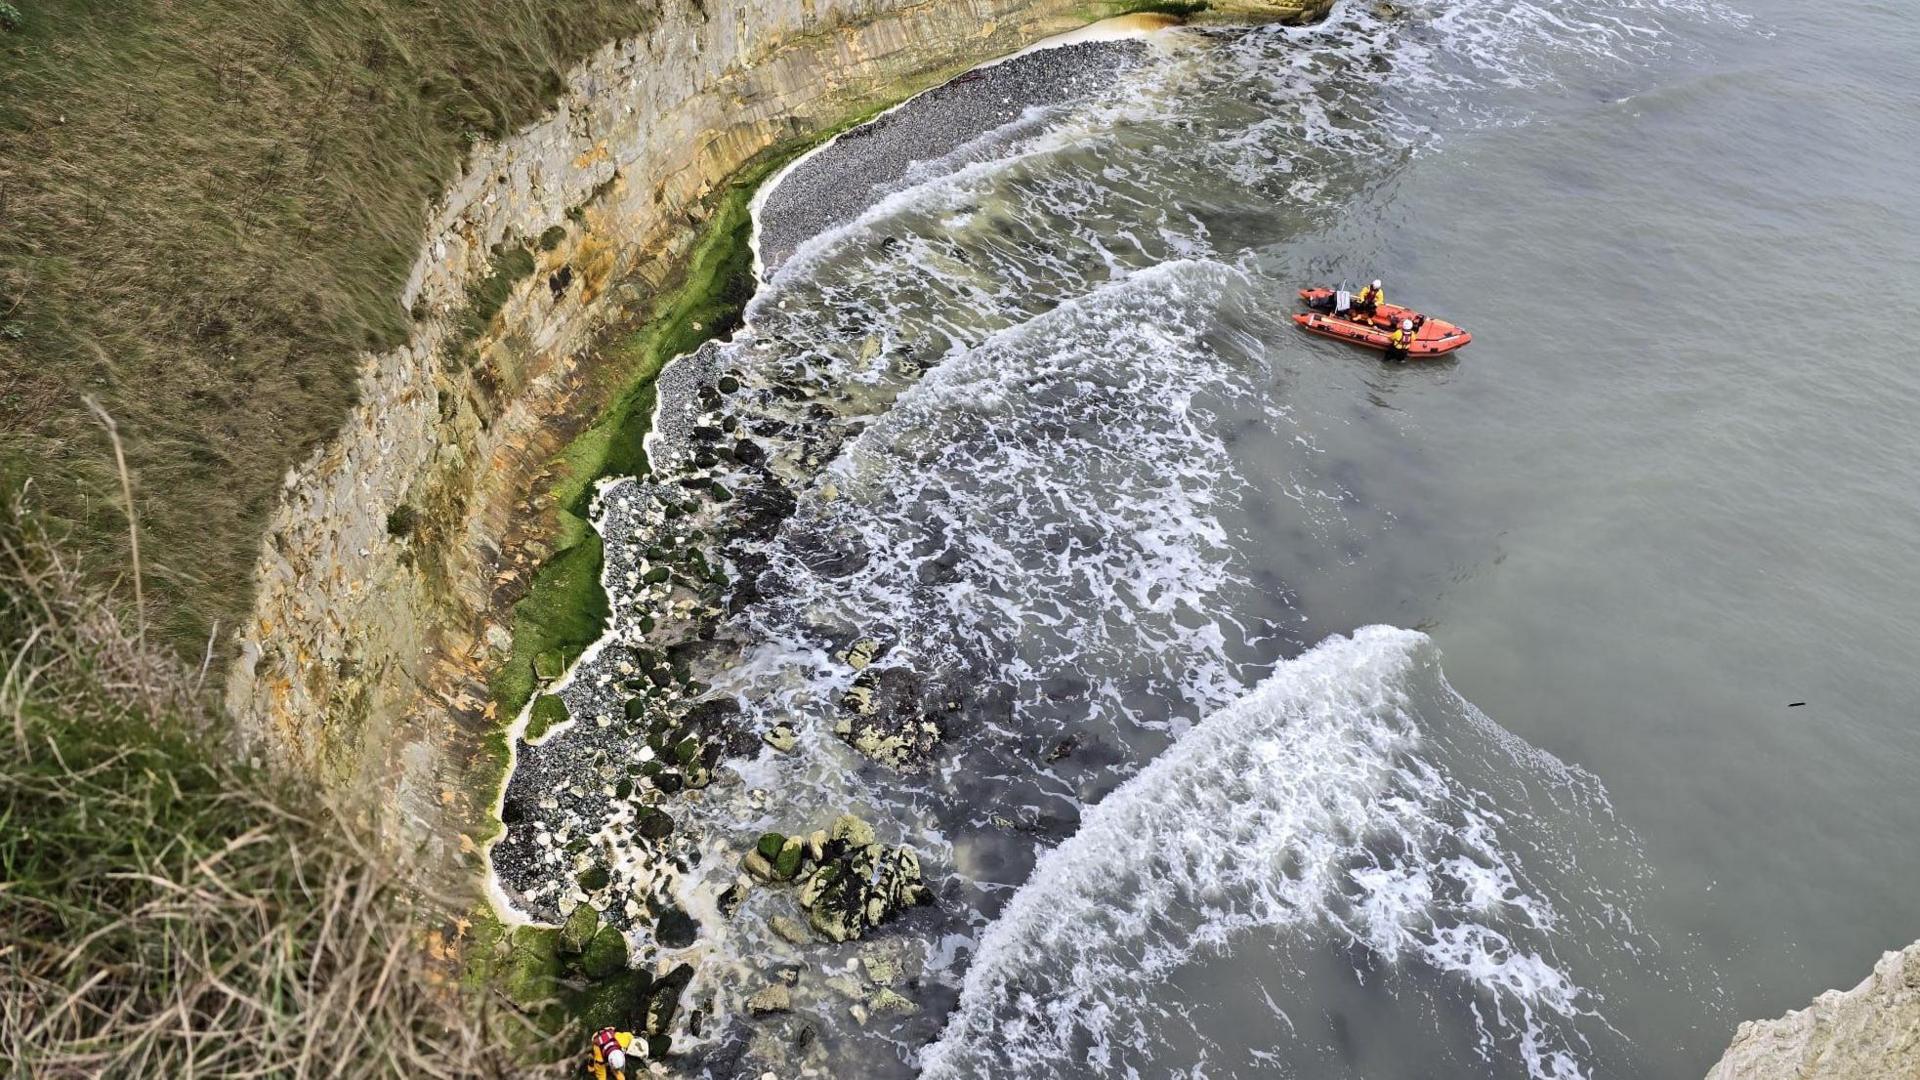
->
1707, 941, 1920, 1079
223, 0, 1331, 845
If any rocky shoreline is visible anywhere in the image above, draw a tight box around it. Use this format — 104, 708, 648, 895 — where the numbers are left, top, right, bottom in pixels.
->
486, 32, 1159, 1072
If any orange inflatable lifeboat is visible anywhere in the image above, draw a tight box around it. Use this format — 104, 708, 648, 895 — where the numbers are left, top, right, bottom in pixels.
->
1292, 287, 1471, 358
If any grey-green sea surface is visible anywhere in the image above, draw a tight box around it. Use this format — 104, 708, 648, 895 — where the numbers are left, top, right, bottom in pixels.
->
500, 0, 1920, 1075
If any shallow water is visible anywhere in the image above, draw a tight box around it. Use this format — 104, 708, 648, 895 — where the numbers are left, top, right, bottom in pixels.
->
498, 1, 1920, 1075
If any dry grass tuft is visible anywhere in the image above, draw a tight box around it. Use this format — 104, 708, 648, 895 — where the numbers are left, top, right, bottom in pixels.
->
0, 0, 671, 659
0, 479, 564, 1077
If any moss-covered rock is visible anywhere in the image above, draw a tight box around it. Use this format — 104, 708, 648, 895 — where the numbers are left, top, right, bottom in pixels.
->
772, 837, 805, 881
579, 926, 631, 979
560, 904, 602, 954
500, 925, 565, 1003
525, 693, 569, 741
673, 735, 701, 765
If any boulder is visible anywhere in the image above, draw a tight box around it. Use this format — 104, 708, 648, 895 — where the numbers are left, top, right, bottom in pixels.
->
829, 813, 875, 848
654, 906, 699, 950
861, 954, 896, 986
743, 850, 776, 882
867, 988, 918, 1017
635, 806, 675, 840
772, 837, 805, 880
560, 904, 602, 954
832, 666, 946, 770
747, 983, 791, 1016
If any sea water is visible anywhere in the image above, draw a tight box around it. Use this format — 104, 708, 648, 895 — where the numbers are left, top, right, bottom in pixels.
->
497, 0, 1920, 1074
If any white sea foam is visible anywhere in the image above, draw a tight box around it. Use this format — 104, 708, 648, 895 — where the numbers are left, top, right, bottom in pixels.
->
493, 0, 1732, 1062
734, 259, 1261, 753
920, 627, 1623, 1080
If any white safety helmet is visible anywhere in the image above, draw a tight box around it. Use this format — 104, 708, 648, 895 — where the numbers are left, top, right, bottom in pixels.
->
1372, 279, 1382, 288
1401, 319, 1413, 330
606, 1048, 627, 1070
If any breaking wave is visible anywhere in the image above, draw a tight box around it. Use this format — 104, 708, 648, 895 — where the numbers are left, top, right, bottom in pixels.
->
920, 628, 1641, 1080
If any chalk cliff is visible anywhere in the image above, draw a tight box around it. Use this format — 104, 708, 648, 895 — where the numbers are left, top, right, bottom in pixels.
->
1707, 941, 1920, 1080
222, 0, 1331, 852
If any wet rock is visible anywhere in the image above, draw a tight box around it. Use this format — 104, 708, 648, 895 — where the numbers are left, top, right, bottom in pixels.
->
635, 806, 675, 840
840, 637, 881, 670
867, 988, 918, 1017
800, 840, 926, 943
834, 665, 946, 770
646, 963, 695, 1036
1045, 733, 1080, 763
771, 914, 812, 945
861, 955, 897, 986
763, 723, 798, 753
656, 906, 699, 950
747, 983, 791, 1016
743, 850, 777, 882
829, 813, 875, 848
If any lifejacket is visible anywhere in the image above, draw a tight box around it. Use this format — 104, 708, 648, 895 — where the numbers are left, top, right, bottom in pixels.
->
591, 1028, 630, 1062
1356, 285, 1383, 308
1388, 328, 1414, 351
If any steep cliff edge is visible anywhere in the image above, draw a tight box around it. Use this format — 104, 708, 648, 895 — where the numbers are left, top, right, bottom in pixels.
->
222, 0, 1332, 853
1707, 941, 1920, 1079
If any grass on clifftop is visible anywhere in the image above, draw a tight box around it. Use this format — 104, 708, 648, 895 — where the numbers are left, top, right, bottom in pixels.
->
0, 0, 672, 660
0, 480, 562, 1077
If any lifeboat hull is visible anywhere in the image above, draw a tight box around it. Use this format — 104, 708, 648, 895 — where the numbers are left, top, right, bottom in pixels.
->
1292, 287, 1472, 358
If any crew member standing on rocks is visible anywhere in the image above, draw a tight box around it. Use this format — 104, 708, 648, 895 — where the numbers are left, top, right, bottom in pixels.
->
587, 1027, 637, 1080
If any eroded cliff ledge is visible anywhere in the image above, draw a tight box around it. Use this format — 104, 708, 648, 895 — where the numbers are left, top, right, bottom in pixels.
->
1707, 941, 1920, 1079
223, 0, 1331, 855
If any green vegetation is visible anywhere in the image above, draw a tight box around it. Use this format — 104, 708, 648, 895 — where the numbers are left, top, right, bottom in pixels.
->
486, 137, 820, 732
463, 909, 664, 1041
526, 691, 571, 741
1104, 0, 1210, 15
0, 482, 558, 1075
0, 0, 676, 659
